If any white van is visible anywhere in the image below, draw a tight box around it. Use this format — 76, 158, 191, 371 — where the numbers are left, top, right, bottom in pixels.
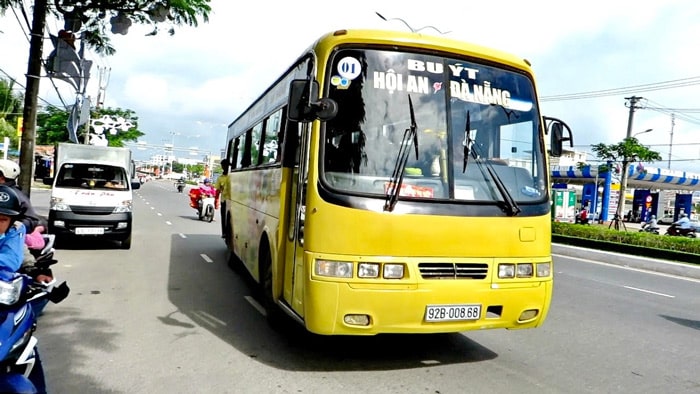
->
44, 143, 140, 249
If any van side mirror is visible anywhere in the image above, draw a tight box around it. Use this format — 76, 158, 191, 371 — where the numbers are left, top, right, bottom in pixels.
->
543, 116, 573, 157
287, 79, 338, 122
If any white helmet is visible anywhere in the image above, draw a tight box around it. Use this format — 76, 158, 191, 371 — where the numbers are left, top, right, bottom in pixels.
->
0, 160, 20, 180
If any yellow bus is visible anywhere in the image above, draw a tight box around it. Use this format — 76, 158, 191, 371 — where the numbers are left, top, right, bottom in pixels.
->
223, 29, 572, 335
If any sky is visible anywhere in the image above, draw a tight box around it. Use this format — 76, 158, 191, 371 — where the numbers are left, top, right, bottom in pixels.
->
1, 0, 699, 172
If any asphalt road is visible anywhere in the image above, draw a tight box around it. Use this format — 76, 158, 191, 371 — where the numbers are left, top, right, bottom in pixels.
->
28, 181, 700, 393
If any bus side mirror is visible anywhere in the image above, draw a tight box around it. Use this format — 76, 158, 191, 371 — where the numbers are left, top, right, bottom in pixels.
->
543, 116, 573, 157
287, 79, 338, 122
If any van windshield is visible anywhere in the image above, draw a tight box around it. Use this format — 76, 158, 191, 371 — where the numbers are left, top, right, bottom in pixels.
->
55, 163, 129, 191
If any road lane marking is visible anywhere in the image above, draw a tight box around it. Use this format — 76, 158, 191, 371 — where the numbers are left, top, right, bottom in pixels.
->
200, 254, 213, 263
157, 213, 162, 216
245, 296, 267, 316
151, 206, 155, 210
553, 253, 700, 284
622, 285, 674, 298
165, 221, 172, 225
178, 233, 186, 239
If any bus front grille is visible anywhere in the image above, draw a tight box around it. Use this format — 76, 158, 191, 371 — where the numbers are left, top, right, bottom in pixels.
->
418, 263, 488, 279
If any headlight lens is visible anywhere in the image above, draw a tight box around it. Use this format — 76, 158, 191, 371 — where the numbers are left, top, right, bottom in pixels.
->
536, 263, 551, 277
517, 263, 534, 278
113, 200, 133, 213
498, 264, 515, 279
0, 277, 23, 305
50, 197, 70, 211
383, 264, 404, 279
358, 263, 380, 278
315, 260, 352, 278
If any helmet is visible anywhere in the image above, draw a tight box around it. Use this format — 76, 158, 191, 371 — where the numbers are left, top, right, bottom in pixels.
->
0, 160, 20, 180
203, 178, 211, 184
681, 213, 688, 218
0, 185, 21, 217
651, 215, 656, 219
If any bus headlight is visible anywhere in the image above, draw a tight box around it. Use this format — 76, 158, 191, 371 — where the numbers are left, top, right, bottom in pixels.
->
383, 264, 404, 279
315, 260, 353, 278
536, 263, 551, 277
358, 263, 380, 278
498, 264, 515, 279
517, 263, 533, 278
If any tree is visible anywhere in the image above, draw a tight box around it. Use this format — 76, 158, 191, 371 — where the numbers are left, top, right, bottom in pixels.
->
0, 0, 212, 195
591, 137, 662, 226
0, 78, 23, 151
37, 105, 144, 146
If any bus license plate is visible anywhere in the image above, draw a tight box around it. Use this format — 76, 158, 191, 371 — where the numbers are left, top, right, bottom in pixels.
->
425, 304, 481, 322
76, 227, 104, 235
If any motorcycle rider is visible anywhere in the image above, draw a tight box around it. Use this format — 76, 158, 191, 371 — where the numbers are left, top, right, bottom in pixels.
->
189, 178, 218, 219
0, 186, 27, 273
641, 215, 659, 232
0, 185, 50, 393
176, 176, 186, 192
0, 160, 41, 234
667, 213, 693, 236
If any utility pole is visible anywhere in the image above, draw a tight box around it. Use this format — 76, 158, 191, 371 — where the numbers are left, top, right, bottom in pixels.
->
18, 0, 49, 197
616, 96, 643, 222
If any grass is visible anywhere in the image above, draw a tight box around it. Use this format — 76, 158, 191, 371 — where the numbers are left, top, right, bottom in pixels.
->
552, 222, 700, 255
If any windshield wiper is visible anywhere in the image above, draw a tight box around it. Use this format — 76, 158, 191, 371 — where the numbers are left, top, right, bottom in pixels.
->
463, 111, 472, 173
469, 141, 521, 217
384, 94, 419, 212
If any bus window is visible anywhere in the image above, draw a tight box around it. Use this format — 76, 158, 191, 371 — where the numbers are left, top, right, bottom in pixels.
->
232, 138, 242, 169
251, 123, 263, 166
263, 109, 283, 164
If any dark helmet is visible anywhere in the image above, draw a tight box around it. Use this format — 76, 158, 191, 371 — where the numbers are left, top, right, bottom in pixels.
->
0, 185, 21, 217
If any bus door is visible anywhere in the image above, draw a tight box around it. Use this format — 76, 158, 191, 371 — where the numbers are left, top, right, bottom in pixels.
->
283, 121, 310, 317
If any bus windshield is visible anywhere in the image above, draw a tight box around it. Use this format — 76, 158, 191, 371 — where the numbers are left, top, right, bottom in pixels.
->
322, 48, 546, 204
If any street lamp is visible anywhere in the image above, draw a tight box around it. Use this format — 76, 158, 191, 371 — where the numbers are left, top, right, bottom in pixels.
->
633, 128, 652, 138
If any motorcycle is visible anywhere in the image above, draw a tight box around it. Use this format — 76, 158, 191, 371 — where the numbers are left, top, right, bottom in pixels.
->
0, 268, 69, 393
639, 223, 660, 235
176, 181, 185, 193
665, 224, 697, 238
197, 193, 216, 222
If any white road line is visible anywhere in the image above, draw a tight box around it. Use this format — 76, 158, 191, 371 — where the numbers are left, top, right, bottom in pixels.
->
157, 213, 162, 216
165, 221, 172, 225
150, 206, 155, 210
245, 296, 267, 316
553, 253, 700, 283
200, 254, 213, 263
622, 285, 674, 298
178, 233, 186, 239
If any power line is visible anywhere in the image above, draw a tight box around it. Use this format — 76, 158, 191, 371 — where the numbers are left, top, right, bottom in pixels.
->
540, 76, 700, 102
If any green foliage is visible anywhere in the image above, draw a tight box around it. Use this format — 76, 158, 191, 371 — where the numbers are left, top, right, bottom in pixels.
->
0, 78, 22, 150
591, 137, 662, 166
36, 105, 145, 147
552, 222, 700, 255
45, 0, 212, 55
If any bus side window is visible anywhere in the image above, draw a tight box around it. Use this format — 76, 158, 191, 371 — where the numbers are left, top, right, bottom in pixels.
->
263, 108, 283, 164
241, 129, 253, 168
233, 137, 242, 169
